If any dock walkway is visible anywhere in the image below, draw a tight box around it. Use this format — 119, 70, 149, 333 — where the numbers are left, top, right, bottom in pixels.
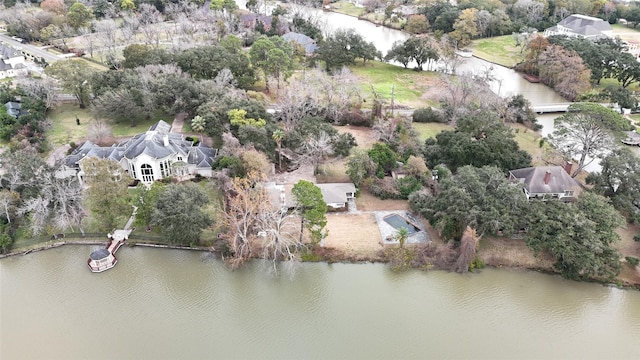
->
87, 230, 132, 273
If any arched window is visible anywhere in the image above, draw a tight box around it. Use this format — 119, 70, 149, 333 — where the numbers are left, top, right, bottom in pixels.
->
141, 164, 154, 183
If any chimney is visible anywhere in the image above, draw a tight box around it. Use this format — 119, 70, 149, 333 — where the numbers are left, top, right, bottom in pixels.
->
564, 161, 573, 175
544, 170, 551, 185
163, 134, 169, 147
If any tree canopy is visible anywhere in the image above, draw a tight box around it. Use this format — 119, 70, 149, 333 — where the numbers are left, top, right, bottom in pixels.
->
547, 103, 630, 177
152, 183, 212, 245
524, 193, 623, 281
45, 60, 95, 108
292, 180, 327, 244
586, 147, 640, 223
423, 110, 531, 173
317, 29, 379, 71
409, 165, 527, 240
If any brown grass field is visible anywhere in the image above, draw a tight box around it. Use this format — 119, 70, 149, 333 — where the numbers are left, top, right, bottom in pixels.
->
323, 213, 383, 258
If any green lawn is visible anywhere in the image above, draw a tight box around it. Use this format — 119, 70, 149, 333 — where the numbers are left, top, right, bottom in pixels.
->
47, 104, 173, 146
471, 35, 525, 68
611, 23, 640, 35
110, 111, 173, 137
331, 1, 366, 17
412, 122, 453, 140
48, 104, 93, 146
594, 77, 640, 93
349, 61, 439, 108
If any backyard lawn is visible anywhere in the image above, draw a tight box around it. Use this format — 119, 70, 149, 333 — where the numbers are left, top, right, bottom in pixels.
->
350, 61, 440, 109
412, 122, 453, 140
47, 104, 173, 146
330, 1, 365, 17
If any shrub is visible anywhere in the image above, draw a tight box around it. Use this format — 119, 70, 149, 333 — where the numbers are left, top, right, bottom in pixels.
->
339, 111, 372, 127
397, 175, 422, 198
626, 256, 639, 267
469, 256, 486, 271
301, 249, 323, 262
332, 132, 357, 157
634, 234, 640, 242
412, 107, 445, 123
368, 177, 402, 199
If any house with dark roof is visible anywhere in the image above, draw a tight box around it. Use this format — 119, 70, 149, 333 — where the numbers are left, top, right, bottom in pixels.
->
509, 164, 581, 201
544, 14, 613, 40
282, 32, 318, 55
61, 120, 217, 185
0, 44, 27, 79
4, 101, 23, 118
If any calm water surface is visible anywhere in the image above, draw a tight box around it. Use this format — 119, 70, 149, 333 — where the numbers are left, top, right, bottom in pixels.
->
1, 246, 639, 359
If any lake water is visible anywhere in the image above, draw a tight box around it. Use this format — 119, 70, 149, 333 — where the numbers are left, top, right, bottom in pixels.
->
1, 246, 639, 359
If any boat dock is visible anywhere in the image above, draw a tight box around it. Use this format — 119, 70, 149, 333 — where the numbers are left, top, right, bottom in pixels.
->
87, 229, 132, 273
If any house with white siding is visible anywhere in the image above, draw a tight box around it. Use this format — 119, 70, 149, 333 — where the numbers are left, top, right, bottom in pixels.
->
0, 44, 27, 79
62, 120, 217, 185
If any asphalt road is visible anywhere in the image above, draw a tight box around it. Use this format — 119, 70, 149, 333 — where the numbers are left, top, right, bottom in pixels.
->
0, 33, 62, 63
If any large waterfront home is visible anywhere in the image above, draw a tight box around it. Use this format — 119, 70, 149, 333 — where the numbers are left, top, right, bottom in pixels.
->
543, 14, 613, 40
60, 120, 217, 185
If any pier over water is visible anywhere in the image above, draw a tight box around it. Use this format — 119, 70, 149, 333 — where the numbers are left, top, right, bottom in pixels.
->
87, 230, 131, 273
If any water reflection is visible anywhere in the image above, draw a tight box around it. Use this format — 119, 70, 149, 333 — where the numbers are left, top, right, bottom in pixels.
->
1, 247, 640, 359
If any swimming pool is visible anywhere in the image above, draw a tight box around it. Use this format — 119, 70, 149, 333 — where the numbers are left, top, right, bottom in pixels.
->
383, 214, 420, 234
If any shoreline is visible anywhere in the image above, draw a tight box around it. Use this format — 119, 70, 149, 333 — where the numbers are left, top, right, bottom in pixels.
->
2, 239, 638, 290
0, 239, 214, 259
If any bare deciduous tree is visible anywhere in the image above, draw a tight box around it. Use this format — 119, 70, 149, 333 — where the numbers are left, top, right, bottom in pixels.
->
17, 77, 58, 109
454, 226, 480, 273
223, 171, 270, 269
257, 208, 303, 276
87, 120, 113, 143
295, 131, 334, 169
17, 167, 86, 236
0, 190, 19, 224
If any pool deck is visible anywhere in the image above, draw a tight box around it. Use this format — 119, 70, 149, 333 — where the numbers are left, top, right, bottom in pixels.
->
374, 211, 430, 245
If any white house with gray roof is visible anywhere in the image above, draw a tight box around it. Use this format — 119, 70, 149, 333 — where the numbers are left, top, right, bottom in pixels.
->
0, 44, 27, 79
62, 120, 217, 184
544, 14, 613, 40
509, 165, 581, 201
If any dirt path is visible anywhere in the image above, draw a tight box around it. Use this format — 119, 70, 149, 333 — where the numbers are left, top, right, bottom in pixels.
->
46, 143, 71, 166
171, 112, 215, 147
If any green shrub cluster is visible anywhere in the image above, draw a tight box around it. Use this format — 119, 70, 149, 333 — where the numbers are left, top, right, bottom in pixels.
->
412, 107, 445, 123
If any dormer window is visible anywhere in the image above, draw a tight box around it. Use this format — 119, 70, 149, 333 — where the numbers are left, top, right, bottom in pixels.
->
177, 156, 183, 161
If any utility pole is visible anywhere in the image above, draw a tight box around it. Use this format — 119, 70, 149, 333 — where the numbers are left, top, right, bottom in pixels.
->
391, 84, 395, 116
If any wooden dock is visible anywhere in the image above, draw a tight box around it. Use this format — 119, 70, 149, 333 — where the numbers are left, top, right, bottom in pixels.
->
87, 230, 131, 273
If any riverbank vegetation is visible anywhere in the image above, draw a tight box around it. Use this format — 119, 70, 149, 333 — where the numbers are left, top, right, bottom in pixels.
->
0, 0, 638, 285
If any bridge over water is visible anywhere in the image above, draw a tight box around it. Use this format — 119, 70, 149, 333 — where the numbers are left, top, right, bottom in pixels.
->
531, 103, 617, 114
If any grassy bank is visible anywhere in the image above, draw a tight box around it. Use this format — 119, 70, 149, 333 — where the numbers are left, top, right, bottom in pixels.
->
470, 35, 525, 68
350, 61, 439, 108
331, 1, 365, 17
